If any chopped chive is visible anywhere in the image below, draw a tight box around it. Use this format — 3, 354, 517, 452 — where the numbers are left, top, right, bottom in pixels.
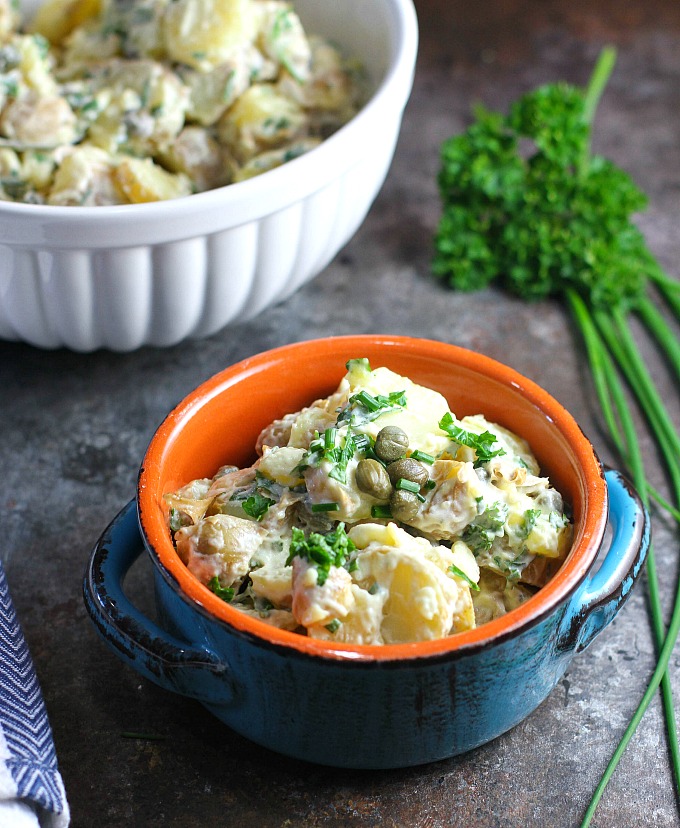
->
396, 478, 420, 494
353, 433, 371, 453
308, 435, 323, 452
311, 502, 340, 512
325, 619, 341, 633
353, 390, 381, 411
371, 504, 392, 519
424, 479, 436, 490
410, 449, 435, 464
207, 576, 234, 603
324, 428, 337, 450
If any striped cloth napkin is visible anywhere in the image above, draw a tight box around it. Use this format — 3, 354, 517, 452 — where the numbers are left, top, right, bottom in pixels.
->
0, 562, 69, 827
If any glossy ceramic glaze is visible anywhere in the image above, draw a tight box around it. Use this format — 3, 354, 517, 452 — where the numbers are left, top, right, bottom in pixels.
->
0, 0, 418, 351
85, 336, 649, 767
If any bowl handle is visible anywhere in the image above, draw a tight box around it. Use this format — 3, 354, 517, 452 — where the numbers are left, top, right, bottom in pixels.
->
83, 500, 233, 704
558, 467, 650, 654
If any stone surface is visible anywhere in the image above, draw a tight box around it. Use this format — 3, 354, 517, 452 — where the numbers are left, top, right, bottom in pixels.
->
1, 1, 680, 825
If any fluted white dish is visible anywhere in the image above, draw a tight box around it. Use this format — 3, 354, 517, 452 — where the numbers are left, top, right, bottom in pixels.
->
0, 0, 418, 351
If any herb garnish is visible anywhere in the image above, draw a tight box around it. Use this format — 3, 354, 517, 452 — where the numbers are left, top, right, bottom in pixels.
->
448, 564, 480, 592
395, 478, 426, 502
241, 492, 276, 521
462, 502, 508, 554
207, 576, 234, 603
337, 389, 407, 426
410, 449, 435, 464
304, 427, 357, 483
439, 412, 505, 466
521, 508, 541, 540
311, 502, 340, 512
229, 474, 277, 520
286, 523, 356, 586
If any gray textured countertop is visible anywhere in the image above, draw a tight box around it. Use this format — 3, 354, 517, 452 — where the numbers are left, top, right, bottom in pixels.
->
2, 1, 680, 825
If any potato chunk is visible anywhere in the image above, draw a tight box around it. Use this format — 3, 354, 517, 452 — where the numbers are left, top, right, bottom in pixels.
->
114, 156, 192, 203
163, 0, 257, 70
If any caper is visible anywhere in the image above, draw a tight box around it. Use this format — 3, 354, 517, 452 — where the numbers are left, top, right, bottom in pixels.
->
387, 457, 429, 487
390, 489, 420, 522
374, 426, 409, 462
355, 458, 392, 500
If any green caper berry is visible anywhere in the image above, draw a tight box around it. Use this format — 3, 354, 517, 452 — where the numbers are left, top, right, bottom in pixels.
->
389, 489, 420, 522
374, 426, 409, 462
355, 459, 392, 500
387, 457, 428, 487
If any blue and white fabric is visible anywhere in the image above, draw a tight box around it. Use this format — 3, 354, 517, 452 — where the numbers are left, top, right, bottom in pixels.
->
0, 563, 69, 827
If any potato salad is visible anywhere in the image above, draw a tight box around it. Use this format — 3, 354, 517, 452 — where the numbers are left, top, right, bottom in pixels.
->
166, 359, 573, 645
0, 0, 363, 204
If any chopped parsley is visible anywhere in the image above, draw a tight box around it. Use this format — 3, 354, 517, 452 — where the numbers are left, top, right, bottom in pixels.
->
521, 508, 541, 539
462, 501, 509, 554
286, 523, 356, 586
229, 473, 277, 520
438, 412, 506, 466
492, 550, 533, 582
241, 492, 276, 521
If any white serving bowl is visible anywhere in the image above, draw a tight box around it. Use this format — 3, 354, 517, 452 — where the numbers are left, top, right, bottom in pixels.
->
0, 0, 418, 352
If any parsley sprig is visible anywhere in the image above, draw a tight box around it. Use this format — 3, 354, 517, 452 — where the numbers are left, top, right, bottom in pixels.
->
433, 45, 680, 824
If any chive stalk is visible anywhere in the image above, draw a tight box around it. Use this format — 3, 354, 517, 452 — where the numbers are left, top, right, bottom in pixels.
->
311, 502, 339, 513
568, 291, 680, 825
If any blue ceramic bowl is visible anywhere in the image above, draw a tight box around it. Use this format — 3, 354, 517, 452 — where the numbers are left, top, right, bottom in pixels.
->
83, 336, 649, 768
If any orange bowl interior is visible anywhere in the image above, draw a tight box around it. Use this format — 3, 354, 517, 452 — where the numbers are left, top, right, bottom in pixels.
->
138, 335, 607, 661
